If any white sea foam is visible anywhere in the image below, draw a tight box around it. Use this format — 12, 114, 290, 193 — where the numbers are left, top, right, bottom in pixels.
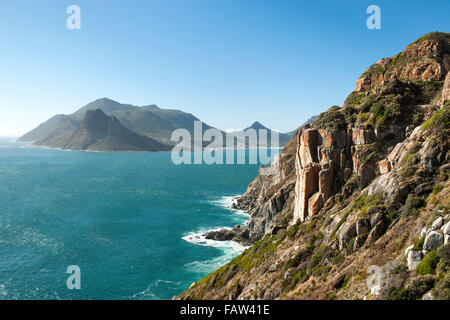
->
183, 230, 248, 273
182, 226, 232, 247
182, 195, 250, 274
182, 225, 249, 274
131, 279, 181, 300
209, 195, 249, 219
0, 284, 8, 297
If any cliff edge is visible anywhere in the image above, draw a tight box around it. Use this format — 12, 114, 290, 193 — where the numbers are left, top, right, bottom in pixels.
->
178, 32, 450, 300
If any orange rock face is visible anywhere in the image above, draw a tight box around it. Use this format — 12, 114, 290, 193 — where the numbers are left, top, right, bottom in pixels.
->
308, 192, 324, 217
319, 168, 332, 203
378, 159, 391, 174
442, 71, 450, 105
355, 39, 450, 92
388, 142, 407, 164
293, 125, 380, 223
352, 128, 375, 145
294, 163, 319, 222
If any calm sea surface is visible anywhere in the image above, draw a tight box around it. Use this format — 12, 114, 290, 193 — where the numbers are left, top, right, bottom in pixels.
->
0, 137, 277, 299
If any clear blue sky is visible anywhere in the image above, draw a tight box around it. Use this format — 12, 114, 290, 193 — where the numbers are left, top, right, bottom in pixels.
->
0, 0, 449, 136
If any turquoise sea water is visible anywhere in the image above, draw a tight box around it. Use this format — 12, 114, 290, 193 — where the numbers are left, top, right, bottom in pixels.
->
0, 137, 277, 299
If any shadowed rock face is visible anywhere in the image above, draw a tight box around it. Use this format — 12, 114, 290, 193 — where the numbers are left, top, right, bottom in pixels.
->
442, 71, 450, 104
35, 109, 171, 152
18, 97, 221, 147
293, 125, 384, 223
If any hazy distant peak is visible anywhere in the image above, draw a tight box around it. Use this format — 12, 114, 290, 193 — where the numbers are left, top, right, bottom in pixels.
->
246, 121, 268, 131
140, 104, 160, 110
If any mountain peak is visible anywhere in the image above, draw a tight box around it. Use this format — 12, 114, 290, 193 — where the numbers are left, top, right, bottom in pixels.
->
356, 31, 450, 92
248, 121, 268, 130
94, 97, 118, 103
35, 107, 170, 152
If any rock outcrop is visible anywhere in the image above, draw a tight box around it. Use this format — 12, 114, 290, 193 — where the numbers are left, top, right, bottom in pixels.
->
178, 32, 450, 301
356, 33, 450, 93
423, 231, 444, 251
442, 71, 450, 105
206, 141, 297, 244
292, 124, 386, 223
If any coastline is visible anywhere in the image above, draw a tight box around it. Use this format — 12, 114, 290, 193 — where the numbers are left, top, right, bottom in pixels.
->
181, 195, 251, 288
16, 139, 282, 153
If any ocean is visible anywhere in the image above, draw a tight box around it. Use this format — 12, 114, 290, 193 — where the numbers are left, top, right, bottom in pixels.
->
0, 137, 277, 299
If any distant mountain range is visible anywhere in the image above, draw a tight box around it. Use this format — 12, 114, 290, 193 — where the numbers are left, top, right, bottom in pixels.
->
19, 98, 303, 152
34, 109, 171, 152
227, 121, 293, 148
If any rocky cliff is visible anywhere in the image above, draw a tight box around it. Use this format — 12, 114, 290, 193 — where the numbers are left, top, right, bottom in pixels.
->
178, 32, 450, 300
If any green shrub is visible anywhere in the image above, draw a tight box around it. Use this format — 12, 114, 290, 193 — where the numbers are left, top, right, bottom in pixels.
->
406, 275, 435, 299
436, 243, 450, 273
367, 94, 403, 128
391, 263, 407, 274
362, 63, 385, 77
287, 223, 300, 239
387, 287, 415, 300
289, 269, 308, 289
405, 195, 426, 215
432, 273, 450, 300
432, 184, 444, 195
412, 236, 425, 251
332, 253, 345, 265
313, 265, 331, 277
324, 292, 336, 300
341, 274, 351, 290
388, 210, 400, 221
416, 250, 440, 275
344, 105, 357, 123
412, 32, 450, 45
360, 94, 378, 112
388, 54, 406, 70
287, 248, 311, 269
345, 92, 364, 106
421, 104, 450, 130
314, 106, 347, 129
388, 275, 435, 300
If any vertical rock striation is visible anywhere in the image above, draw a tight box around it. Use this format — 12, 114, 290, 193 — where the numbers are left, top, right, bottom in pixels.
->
293, 125, 383, 223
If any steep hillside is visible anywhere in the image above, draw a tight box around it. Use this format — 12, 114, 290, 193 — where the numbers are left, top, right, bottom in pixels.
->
35, 109, 171, 152
19, 114, 78, 143
178, 32, 450, 300
18, 98, 218, 145
19, 98, 296, 149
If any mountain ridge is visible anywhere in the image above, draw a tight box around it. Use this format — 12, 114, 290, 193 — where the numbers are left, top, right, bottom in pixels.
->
34, 109, 171, 152
19, 98, 215, 146
20, 99, 298, 151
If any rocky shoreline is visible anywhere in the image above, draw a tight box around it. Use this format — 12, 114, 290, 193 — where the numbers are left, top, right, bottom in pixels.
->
204, 151, 298, 247
203, 196, 256, 246
178, 32, 450, 300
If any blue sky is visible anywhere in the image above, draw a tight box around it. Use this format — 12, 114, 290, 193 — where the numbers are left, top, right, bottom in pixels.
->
0, 0, 449, 136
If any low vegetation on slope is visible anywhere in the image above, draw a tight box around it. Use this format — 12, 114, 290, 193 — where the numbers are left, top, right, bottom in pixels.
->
178, 32, 450, 300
